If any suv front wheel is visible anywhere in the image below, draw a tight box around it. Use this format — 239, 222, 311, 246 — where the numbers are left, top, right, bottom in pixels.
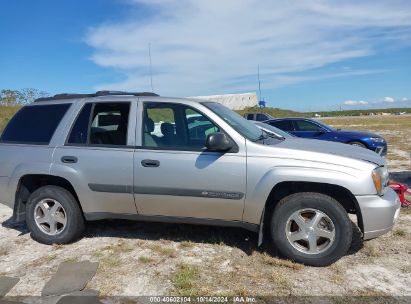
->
26, 185, 85, 244
270, 192, 352, 266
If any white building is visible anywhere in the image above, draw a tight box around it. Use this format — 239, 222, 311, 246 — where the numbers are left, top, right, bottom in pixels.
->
190, 92, 258, 110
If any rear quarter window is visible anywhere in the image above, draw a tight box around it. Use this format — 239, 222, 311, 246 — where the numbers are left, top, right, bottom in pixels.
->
0, 103, 71, 144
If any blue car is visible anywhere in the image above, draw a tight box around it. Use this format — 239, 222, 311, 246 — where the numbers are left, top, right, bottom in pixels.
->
264, 117, 387, 156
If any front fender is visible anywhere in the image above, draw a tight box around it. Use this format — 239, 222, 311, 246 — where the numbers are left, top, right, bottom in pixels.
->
243, 162, 375, 225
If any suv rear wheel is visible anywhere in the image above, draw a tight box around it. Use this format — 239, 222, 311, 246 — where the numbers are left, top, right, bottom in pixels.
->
270, 192, 352, 266
26, 185, 85, 244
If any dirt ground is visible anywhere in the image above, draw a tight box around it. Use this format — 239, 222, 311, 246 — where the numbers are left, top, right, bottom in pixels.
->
0, 115, 410, 298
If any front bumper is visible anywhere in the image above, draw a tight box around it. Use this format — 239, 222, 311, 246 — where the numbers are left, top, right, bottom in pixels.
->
356, 188, 400, 240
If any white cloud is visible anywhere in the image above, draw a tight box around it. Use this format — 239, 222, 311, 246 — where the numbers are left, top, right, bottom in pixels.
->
402, 97, 409, 101
383, 96, 395, 103
343, 100, 369, 105
85, 0, 411, 96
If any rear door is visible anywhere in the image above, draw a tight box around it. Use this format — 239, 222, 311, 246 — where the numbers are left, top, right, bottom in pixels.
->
133, 101, 246, 221
51, 101, 137, 216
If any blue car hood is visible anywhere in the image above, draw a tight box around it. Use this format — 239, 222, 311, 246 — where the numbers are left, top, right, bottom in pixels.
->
336, 129, 381, 138
276, 137, 384, 166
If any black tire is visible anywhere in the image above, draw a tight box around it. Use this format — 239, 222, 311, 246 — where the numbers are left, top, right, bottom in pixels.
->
349, 141, 366, 148
26, 185, 85, 244
270, 192, 352, 267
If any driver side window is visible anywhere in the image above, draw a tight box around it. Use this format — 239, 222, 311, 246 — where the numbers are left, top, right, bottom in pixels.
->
142, 103, 219, 150
295, 120, 323, 132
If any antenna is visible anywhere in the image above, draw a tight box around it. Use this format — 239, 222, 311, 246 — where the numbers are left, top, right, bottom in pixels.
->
257, 64, 262, 101
148, 42, 154, 92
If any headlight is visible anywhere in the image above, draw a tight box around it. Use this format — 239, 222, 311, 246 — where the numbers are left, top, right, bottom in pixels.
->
371, 137, 384, 143
372, 166, 389, 195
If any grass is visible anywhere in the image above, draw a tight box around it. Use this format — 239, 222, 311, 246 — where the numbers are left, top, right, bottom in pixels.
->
89, 242, 133, 296
400, 265, 411, 273
0, 246, 9, 256
148, 243, 176, 258
171, 263, 200, 296
323, 115, 411, 168
28, 254, 57, 267
235, 287, 249, 297
207, 235, 226, 245
102, 241, 134, 253
400, 206, 411, 214
259, 253, 304, 270
91, 241, 135, 260
329, 263, 344, 283
236, 106, 411, 119
393, 229, 406, 237
52, 244, 64, 250
363, 244, 382, 258
138, 256, 156, 264
352, 287, 390, 297
0, 105, 20, 132
91, 250, 105, 258
179, 241, 195, 249
100, 255, 121, 269
63, 256, 80, 263
270, 271, 292, 292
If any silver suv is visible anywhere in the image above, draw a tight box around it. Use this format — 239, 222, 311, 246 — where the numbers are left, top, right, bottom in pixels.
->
0, 91, 400, 266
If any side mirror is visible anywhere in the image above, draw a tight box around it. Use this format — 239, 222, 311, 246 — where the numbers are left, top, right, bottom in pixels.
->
315, 129, 326, 135
205, 132, 233, 152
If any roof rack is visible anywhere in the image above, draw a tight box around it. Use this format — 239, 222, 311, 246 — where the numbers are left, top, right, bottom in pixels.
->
34, 91, 159, 102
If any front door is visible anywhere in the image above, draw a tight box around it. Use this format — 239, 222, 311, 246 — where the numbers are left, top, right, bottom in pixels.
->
133, 102, 246, 221
291, 119, 327, 139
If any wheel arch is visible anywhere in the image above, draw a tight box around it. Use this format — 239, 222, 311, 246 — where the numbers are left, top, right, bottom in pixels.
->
259, 181, 363, 245
13, 174, 82, 223
347, 139, 369, 148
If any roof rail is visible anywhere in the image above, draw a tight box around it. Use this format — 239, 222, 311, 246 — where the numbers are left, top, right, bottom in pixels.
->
34, 91, 159, 102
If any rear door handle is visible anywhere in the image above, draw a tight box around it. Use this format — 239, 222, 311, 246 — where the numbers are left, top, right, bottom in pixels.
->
141, 159, 160, 167
61, 156, 78, 163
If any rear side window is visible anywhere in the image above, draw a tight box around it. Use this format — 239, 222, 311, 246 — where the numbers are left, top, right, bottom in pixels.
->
67, 103, 92, 144
0, 103, 71, 144
67, 102, 130, 146
269, 120, 294, 131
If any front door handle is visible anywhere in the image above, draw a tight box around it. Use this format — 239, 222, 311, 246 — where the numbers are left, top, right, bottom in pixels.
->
61, 156, 78, 163
141, 159, 160, 167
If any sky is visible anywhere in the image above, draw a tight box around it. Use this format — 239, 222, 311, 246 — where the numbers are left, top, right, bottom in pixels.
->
0, 0, 410, 111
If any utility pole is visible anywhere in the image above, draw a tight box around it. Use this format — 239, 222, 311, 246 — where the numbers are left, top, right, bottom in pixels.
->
257, 65, 266, 110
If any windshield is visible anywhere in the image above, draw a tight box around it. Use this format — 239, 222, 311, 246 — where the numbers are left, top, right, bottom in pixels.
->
202, 102, 263, 141
254, 122, 291, 138
314, 120, 335, 131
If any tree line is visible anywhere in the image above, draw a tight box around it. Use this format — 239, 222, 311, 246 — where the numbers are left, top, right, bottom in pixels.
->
0, 89, 49, 106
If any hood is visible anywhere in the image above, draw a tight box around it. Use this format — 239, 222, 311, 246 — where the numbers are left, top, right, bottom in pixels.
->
336, 129, 382, 138
274, 137, 385, 166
